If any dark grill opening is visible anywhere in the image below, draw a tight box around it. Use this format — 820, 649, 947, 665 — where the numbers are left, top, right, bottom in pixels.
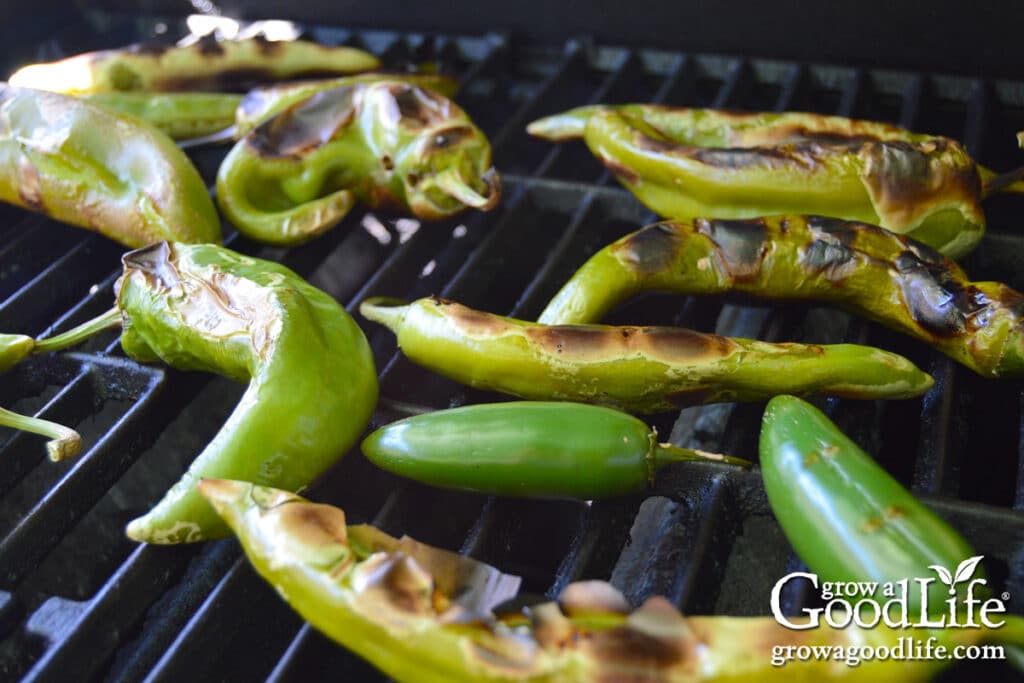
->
2, 7, 1024, 682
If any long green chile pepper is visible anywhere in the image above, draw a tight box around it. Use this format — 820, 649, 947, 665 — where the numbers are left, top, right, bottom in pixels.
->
362, 401, 749, 499
0, 334, 81, 461
86, 92, 243, 140
0, 85, 221, 248
360, 296, 933, 413
539, 215, 1024, 378
8, 36, 380, 95
528, 107, 1024, 258
21, 242, 378, 543
202, 479, 1024, 682
216, 81, 500, 245
760, 395, 981, 616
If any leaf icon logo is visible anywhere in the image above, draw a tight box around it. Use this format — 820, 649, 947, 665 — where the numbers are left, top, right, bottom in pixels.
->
930, 556, 984, 595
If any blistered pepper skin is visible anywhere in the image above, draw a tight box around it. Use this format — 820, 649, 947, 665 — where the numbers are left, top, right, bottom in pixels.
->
9, 36, 380, 95
0, 85, 221, 248
109, 242, 378, 543
362, 401, 746, 499
217, 81, 500, 245
360, 296, 933, 413
760, 395, 981, 615
528, 106, 995, 258
539, 215, 1024, 378
203, 479, 1024, 683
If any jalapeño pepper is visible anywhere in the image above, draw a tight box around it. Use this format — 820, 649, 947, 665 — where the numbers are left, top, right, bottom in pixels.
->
539, 215, 1024, 378
203, 479, 1024, 682
360, 296, 933, 413
362, 401, 748, 499
528, 107, 1024, 258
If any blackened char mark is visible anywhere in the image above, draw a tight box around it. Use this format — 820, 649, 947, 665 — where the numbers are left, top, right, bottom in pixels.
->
894, 251, 971, 336
802, 216, 859, 280
613, 223, 680, 274
247, 86, 355, 158
695, 218, 768, 280
195, 35, 226, 56
122, 241, 180, 289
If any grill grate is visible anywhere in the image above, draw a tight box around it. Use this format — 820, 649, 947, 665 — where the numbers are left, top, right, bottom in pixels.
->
2, 10, 1024, 682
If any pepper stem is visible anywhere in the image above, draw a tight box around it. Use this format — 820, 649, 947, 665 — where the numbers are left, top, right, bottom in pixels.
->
33, 307, 122, 355
435, 168, 501, 210
981, 166, 1024, 197
358, 297, 410, 333
652, 442, 751, 469
0, 405, 82, 462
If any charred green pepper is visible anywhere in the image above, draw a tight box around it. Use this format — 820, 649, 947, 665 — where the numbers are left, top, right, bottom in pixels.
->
0, 334, 81, 461
539, 215, 1024, 378
216, 81, 500, 245
761, 395, 983, 616
362, 401, 748, 499
360, 296, 933, 413
11, 241, 378, 543
528, 107, 1024, 258
86, 91, 243, 140
0, 85, 221, 247
203, 479, 1024, 682
8, 36, 380, 95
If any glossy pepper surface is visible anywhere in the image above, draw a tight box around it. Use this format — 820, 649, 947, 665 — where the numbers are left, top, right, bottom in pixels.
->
203, 479, 1024, 682
0, 85, 221, 248
760, 395, 981, 616
87, 92, 243, 140
360, 296, 933, 413
17, 242, 378, 543
216, 80, 500, 245
362, 401, 748, 499
539, 215, 1024, 378
8, 36, 380, 95
527, 106, 1024, 258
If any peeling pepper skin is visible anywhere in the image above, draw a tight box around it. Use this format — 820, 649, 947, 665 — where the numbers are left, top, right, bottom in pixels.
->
360, 296, 933, 413
528, 106, 999, 258
216, 81, 500, 246
8, 36, 380, 95
203, 479, 1024, 683
539, 215, 1024, 378
760, 395, 981, 616
362, 401, 748, 499
0, 85, 221, 248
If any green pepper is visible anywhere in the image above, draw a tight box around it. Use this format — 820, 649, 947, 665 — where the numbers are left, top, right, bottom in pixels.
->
760, 395, 982, 616
0, 334, 81, 461
12, 241, 378, 543
0, 85, 221, 248
203, 479, 1024, 682
362, 401, 748, 499
527, 107, 1024, 258
360, 296, 933, 413
86, 92, 243, 140
8, 36, 380, 95
539, 215, 1024, 378
216, 81, 500, 245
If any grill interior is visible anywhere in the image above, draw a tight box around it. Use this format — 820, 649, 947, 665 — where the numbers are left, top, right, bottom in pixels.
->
3, 9, 1024, 682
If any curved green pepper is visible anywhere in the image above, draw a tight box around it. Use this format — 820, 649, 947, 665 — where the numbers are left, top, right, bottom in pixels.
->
360, 296, 933, 413
216, 81, 500, 245
86, 92, 243, 140
539, 215, 1024, 378
527, 107, 1023, 258
0, 85, 221, 248
13, 241, 378, 543
362, 401, 748, 499
203, 479, 1024, 682
8, 36, 380, 95
0, 334, 81, 461
761, 395, 981, 616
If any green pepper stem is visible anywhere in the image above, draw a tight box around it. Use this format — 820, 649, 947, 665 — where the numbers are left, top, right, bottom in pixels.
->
652, 442, 751, 469
434, 168, 501, 210
33, 307, 122, 355
981, 165, 1024, 197
0, 405, 82, 462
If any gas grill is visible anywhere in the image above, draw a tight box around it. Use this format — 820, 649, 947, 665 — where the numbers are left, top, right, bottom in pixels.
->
2, 6, 1024, 682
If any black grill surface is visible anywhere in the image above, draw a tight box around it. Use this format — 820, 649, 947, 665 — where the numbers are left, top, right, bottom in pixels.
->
3, 10, 1024, 683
